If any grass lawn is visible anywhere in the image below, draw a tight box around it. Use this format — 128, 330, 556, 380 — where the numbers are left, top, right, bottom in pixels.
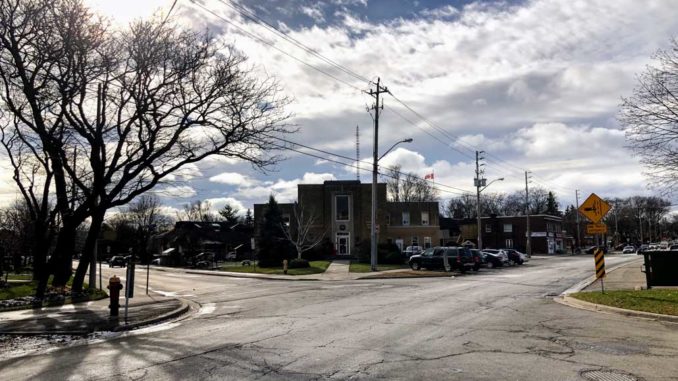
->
349, 262, 409, 273
4, 273, 33, 281
219, 260, 331, 276
570, 289, 678, 316
0, 276, 108, 308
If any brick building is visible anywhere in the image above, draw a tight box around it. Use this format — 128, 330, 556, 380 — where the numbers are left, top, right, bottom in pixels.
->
254, 180, 441, 257
457, 214, 565, 254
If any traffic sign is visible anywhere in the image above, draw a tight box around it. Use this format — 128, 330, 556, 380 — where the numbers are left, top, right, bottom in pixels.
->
593, 248, 605, 279
586, 223, 608, 235
579, 193, 611, 223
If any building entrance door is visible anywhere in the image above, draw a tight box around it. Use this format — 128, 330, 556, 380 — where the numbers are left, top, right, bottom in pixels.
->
336, 233, 350, 255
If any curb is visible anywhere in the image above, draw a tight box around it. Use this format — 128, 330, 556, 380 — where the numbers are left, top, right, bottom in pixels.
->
0, 299, 191, 336
112, 298, 190, 332
556, 295, 678, 324
555, 257, 678, 323
153, 265, 325, 281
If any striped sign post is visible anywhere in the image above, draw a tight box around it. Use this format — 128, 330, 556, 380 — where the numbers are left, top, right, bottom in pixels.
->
594, 248, 606, 293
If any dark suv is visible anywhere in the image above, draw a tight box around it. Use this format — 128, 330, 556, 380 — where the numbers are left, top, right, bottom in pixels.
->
409, 246, 479, 273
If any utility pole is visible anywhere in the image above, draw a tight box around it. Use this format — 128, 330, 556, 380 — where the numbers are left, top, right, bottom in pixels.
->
575, 189, 581, 252
368, 78, 387, 272
525, 171, 532, 257
475, 151, 486, 250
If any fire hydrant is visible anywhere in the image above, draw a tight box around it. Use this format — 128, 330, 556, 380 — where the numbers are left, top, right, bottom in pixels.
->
107, 275, 123, 317
283, 259, 288, 275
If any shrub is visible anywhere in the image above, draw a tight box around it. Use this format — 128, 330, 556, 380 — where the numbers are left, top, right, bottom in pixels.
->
302, 238, 334, 261
356, 240, 404, 264
288, 258, 310, 268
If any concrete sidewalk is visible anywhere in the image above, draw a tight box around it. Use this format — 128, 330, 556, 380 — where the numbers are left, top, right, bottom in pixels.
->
0, 295, 188, 335
583, 256, 647, 292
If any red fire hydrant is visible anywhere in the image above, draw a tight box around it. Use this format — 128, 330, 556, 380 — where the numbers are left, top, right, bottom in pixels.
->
107, 275, 123, 317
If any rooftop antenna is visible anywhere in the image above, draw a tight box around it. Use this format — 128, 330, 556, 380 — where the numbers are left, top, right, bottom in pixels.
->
356, 125, 360, 181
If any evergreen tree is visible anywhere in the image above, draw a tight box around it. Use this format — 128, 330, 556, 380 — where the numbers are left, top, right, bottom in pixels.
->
257, 195, 289, 266
218, 204, 240, 225
244, 209, 254, 227
546, 192, 561, 216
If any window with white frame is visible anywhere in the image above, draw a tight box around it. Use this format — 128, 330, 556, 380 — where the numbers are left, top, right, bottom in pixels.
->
412, 236, 419, 246
424, 236, 432, 248
402, 211, 410, 226
503, 223, 512, 233
421, 211, 429, 226
485, 224, 492, 233
505, 239, 514, 248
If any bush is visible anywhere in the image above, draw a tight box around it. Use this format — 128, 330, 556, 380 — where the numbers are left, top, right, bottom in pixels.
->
288, 258, 310, 268
302, 238, 334, 261
356, 240, 404, 264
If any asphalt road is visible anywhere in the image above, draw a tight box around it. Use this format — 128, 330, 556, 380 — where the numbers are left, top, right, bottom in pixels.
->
2, 255, 677, 381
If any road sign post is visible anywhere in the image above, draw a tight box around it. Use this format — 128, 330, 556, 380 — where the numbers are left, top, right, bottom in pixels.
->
594, 248, 606, 293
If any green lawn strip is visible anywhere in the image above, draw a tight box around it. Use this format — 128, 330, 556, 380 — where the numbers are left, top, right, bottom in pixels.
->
1, 278, 109, 311
4, 273, 33, 281
219, 260, 331, 276
349, 262, 409, 273
570, 289, 678, 316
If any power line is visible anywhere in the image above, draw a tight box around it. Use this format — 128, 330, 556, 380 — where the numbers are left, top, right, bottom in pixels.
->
215, 0, 371, 84
187, 0, 364, 92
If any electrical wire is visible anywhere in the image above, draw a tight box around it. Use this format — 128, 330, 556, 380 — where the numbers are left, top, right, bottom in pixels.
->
187, 0, 364, 92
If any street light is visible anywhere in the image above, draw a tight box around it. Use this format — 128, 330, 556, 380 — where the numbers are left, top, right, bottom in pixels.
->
371, 138, 413, 271
476, 177, 504, 250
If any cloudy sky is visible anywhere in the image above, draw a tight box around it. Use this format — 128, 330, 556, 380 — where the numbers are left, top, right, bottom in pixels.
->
3, 0, 677, 217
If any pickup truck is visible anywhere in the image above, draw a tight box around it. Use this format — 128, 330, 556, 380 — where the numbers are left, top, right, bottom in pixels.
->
409, 246, 480, 273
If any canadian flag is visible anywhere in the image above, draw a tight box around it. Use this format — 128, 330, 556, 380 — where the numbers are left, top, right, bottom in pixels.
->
424, 172, 434, 180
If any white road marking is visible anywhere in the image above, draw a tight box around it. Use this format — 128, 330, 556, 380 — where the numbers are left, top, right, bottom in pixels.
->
197, 303, 216, 316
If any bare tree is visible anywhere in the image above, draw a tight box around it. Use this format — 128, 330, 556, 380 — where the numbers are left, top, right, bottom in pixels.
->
0, 0, 292, 293
280, 202, 326, 260
178, 200, 217, 222
383, 166, 437, 202
620, 38, 678, 194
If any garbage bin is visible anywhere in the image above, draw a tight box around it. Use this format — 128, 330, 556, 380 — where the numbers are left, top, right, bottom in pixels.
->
641, 250, 678, 289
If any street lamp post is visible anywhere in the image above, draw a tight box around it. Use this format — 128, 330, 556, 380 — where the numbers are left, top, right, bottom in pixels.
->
476, 177, 504, 250
371, 138, 413, 271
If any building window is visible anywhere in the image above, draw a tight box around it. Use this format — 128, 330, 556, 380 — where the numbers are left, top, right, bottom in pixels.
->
506, 239, 514, 248
421, 212, 429, 226
282, 214, 291, 227
386, 214, 391, 226
503, 224, 512, 233
485, 224, 492, 233
424, 236, 432, 249
412, 236, 418, 246
402, 211, 410, 226
336, 195, 349, 221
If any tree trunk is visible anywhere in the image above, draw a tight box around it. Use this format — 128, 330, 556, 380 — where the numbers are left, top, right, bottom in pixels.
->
50, 222, 78, 288
72, 211, 104, 292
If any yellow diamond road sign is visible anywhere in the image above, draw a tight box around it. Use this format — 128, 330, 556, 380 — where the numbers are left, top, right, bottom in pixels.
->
579, 193, 611, 223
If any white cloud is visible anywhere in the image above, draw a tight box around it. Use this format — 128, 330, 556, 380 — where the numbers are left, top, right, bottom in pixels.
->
209, 172, 257, 187
205, 197, 247, 215
155, 185, 197, 199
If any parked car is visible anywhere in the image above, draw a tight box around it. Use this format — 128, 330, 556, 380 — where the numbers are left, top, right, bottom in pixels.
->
409, 246, 478, 273
473, 249, 503, 269
501, 249, 527, 265
151, 258, 161, 265
584, 246, 608, 254
109, 255, 126, 268
481, 249, 509, 266
669, 245, 678, 251
403, 246, 423, 257
622, 245, 636, 254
